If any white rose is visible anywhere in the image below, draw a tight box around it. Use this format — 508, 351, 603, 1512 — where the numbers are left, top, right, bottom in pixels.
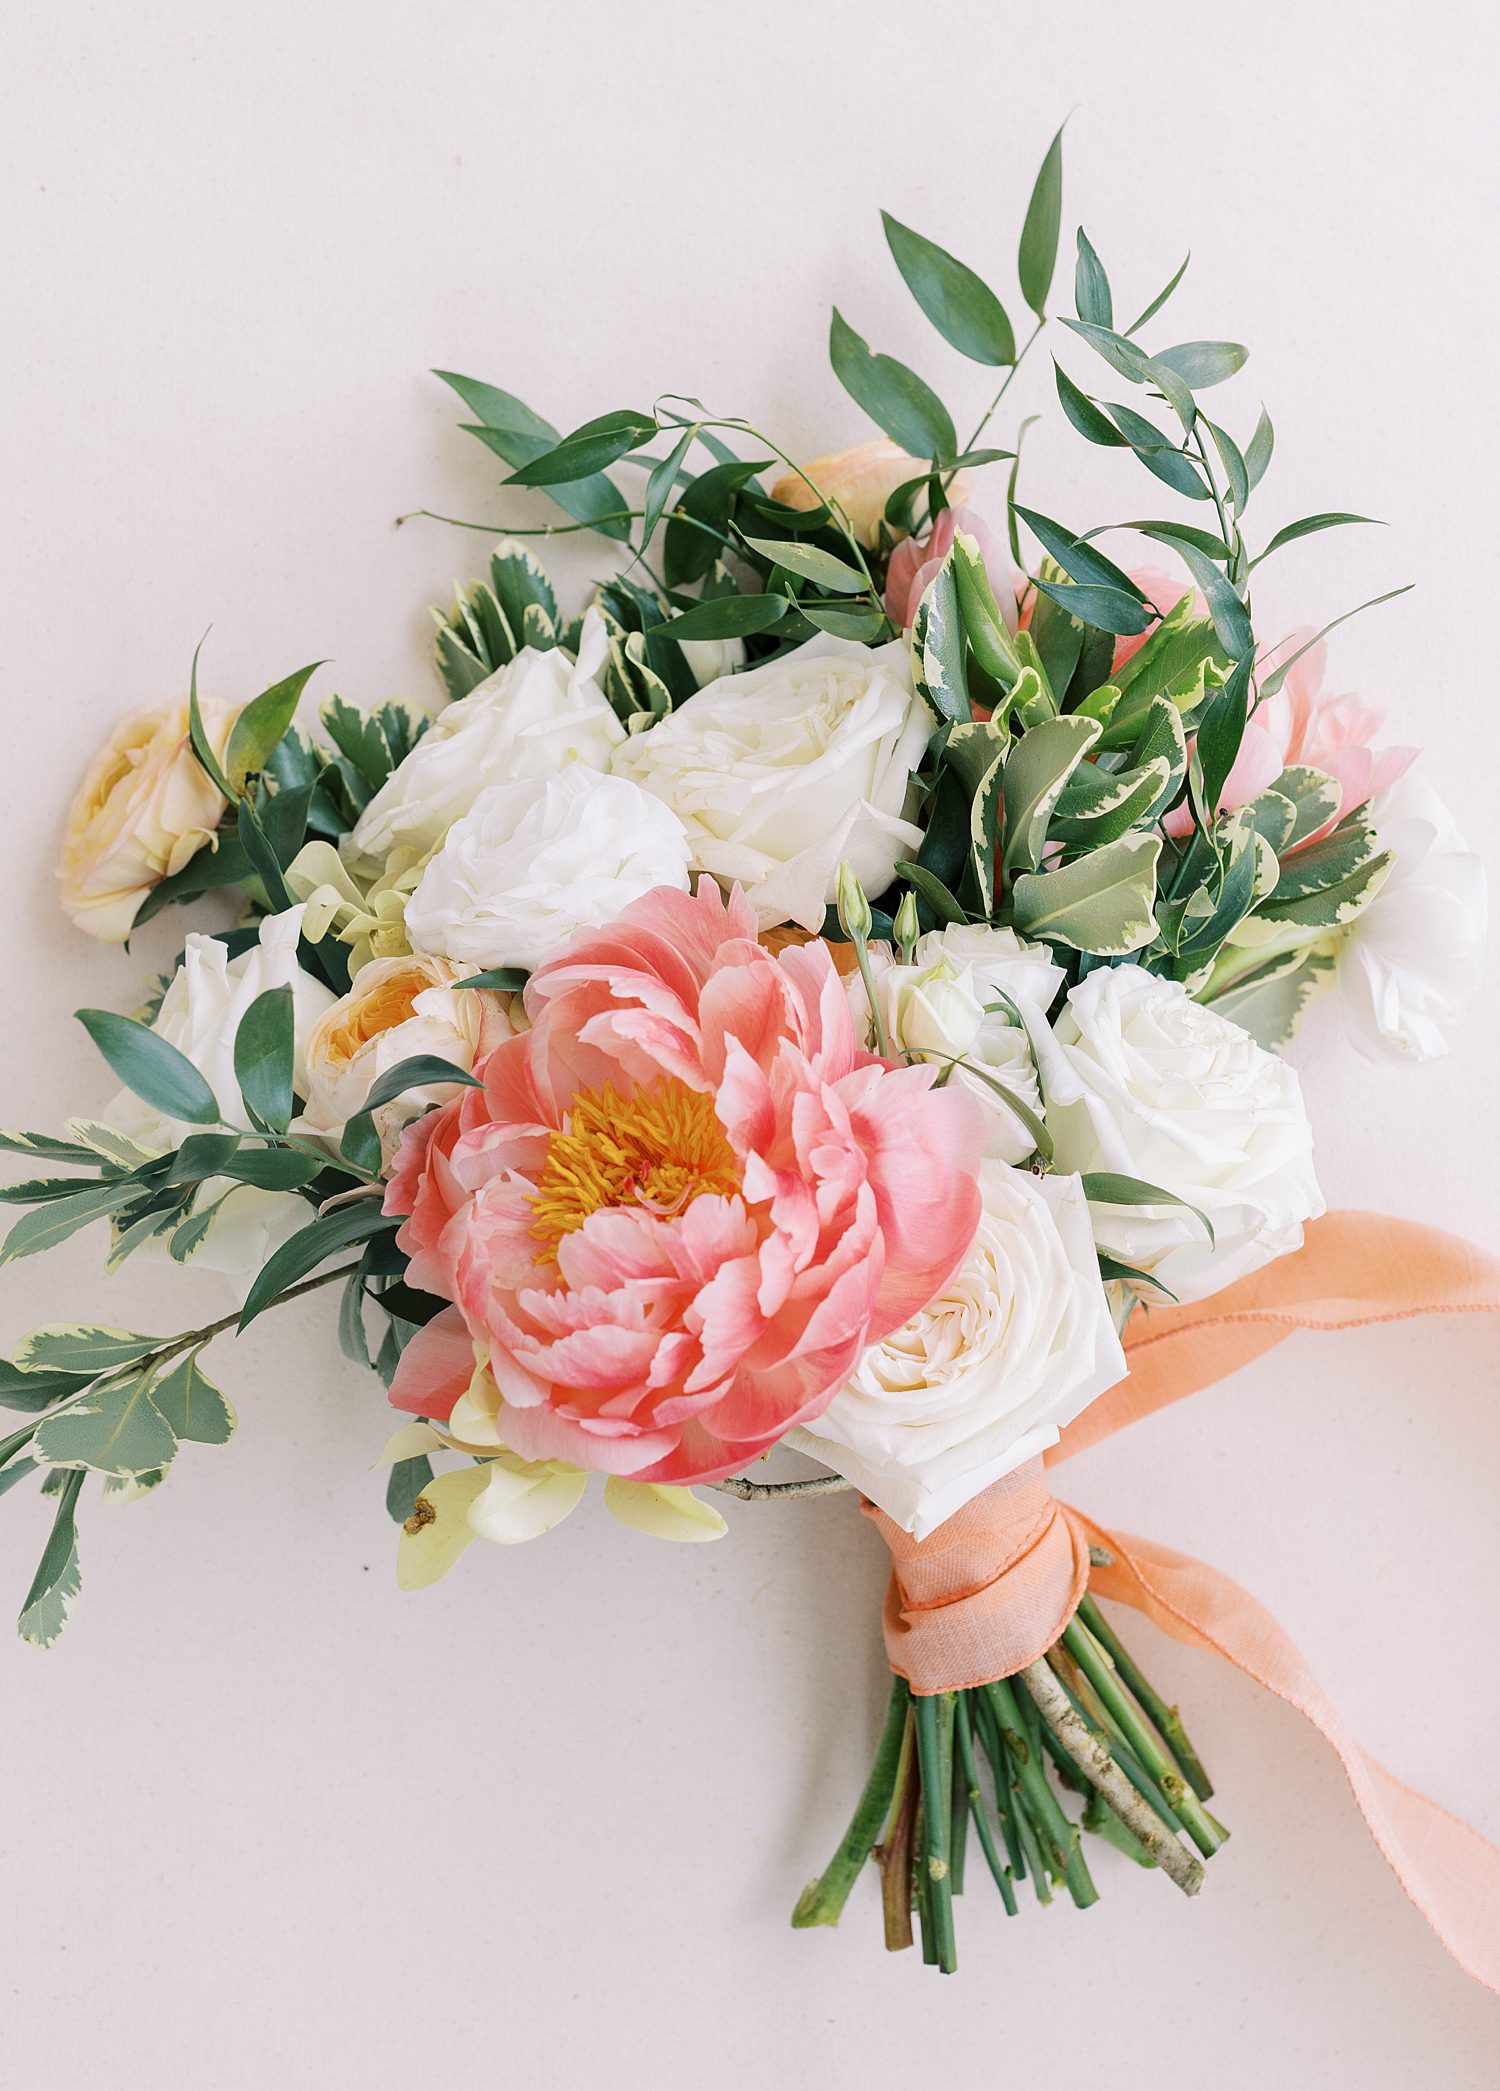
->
102, 906, 336, 1291
850, 925, 1065, 1165
790, 1167, 1126, 1538
350, 610, 624, 862
1333, 772, 1486, 1064
612, 633, 931, 931
300, 952, 515, 1159
403, 766, 694, 972
1034, 965, 1323, 1303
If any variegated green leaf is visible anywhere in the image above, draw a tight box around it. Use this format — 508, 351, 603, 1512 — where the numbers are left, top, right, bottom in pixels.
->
1271, 765, 1341, 848
32, 1372, 178, 1478
1000, 715, 1101, 874
1051, 754, 1171, 846
910, 556, 969, 724
150, 1352, 235, 1446
1011, 831, 1161, 955
1203, 945, 1337, 1050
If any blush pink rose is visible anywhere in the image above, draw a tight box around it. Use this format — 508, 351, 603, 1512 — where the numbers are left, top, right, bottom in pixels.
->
383, 881, 985, 1485
885, 506, 1014, 631
1164, 629, 1418, 842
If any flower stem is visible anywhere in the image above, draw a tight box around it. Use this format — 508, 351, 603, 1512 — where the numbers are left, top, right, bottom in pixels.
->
1061, 1618, 1227, 1859
792, 1674, 911, 1929
987, 1677, 1097, 1909
874, 1708, 918, 1953
1077, 1593, 1214, 1800
913, 1693, 958, 1971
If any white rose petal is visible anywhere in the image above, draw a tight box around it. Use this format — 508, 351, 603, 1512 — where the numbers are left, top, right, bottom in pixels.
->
612, 633, 931, 931
350, 609, 624, 862
849, 925, 1064, 1166
790, 1166, 1126, 1538
404, 766, 693, 973
1034, 964, 1324, 1302
1334, 772, 1486, 1064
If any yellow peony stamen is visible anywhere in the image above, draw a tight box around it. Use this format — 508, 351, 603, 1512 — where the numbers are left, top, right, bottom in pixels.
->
528, 1079, 741, 1256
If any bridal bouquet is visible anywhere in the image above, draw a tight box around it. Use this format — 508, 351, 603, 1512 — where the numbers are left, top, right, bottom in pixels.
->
6, 129, 1497, 1983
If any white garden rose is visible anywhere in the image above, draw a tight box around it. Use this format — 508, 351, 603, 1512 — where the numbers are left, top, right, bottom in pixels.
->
1033, 965, 1323, 1303
1333, 772, 1486, 1064
790, 1166, 1126, 1538
101, 907, 336, 1291
403, 765, 693, 972
848, 925, 1065, 1164
611, 633, 932, 931
300, 952, 515, 1161
349, 610, 623, 862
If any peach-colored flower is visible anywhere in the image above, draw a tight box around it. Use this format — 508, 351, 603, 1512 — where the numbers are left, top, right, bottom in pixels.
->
57, 697, 238, 940
1108, 566, 1199, 675
885, 506, 1014, 631
382, 881, 984, 1485
769, 440, 972, 550
1164, 630, 1417, 841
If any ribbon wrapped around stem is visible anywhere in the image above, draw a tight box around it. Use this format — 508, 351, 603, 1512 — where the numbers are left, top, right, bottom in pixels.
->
863, 1210, 1500, 1993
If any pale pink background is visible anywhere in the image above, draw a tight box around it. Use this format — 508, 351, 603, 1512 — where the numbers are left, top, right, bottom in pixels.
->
2, 4, 1498, 2085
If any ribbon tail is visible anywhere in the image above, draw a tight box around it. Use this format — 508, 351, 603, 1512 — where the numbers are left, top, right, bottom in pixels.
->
1073, 1510, 1500, 1995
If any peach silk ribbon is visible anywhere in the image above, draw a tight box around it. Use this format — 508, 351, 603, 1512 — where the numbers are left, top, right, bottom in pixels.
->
864, 1210, 1500, 1994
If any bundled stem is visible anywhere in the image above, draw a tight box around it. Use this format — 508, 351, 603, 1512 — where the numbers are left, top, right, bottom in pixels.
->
791, 1588, 1224, 1968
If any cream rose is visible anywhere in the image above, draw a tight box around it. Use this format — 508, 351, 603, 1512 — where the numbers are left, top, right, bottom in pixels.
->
101, 907, 336, 1292
1034, 965, 1323, 1303
612, 633, 931, 931
57, 696, 238, 941
849, 925, 1065, 1165
300, 953, 515, 1160
1333, 773, 1486, 1064
790, 1166, 1126, 1538
403, 766, 694, 972
767, 440, 972, 549
350, 610, 624, 863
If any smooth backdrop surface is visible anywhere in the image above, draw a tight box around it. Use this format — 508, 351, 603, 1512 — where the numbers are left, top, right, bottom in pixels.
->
2, 4, 1498, 2086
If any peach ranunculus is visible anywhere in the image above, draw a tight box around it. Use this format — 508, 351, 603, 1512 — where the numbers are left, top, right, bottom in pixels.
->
885, 506, 1015, 631
768, 440, 972, 550
300, 952, 516, 1163
382, 880, 985, 1485
57, 697, 238, 940
1163, 629, 1418, 842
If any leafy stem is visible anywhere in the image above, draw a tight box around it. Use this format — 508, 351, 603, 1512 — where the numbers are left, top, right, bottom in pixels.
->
956, 313, 1047, 464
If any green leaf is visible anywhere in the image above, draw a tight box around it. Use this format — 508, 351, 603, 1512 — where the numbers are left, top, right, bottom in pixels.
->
1018, 123, 1065, 317
452, 968, 529, 992
1014, 506, 1148, 601
359, 1055, 482, 1117
968, 746, 1007, 913
894, 860, 968, 927
33, 1373, 178, 1478
1152, 340, 1248, 389
1080, 1171, 1214, 1246
386, 1454, 434, 1525
187, 633, 236, 800
77, 1008, 219, 1128
739, 534, 869, 593
1204, 417, 1250, 513
829, 309, 956, 461
948, 1057, 1053, 1166
1001, 715, 1102, 874
663, 458, 763, 588
663, 594, 789, 643
0, 1181, 136, 1266
1167, 540, 1254, 660
1244, 407, 1275, 494
1011, 831, 1161, 955
16, 1326, 159, 1373
0, 1360, 93, 1415
1251, 512, 1382, 569
800, 602, 888, 642
435, 371, 631, 542
1029, 577, 1153, 638
1054, 362, 1128, 447
238, 1200, 394, 1331
150, 1352, 235, 1446
1205, 947, 1335, 1050
639, 425, 696, 548
1197, 654, 1255, 814
18, 1468, 83, 1649
0, 1456, 37, 1500
214, 1148, 323, 1192
1123, 251, 1190, 336
0, 1129, 106, 1164
909, 556, 969, 724
1258, 587, 1414, 699
1101, 400, 1209, 499
1051, 754, 1173, 847
881, 210, 1016, 365
502, 408, 656, 487
224, 664, 322, 793
233, 985, 295, 1136
1272, 765, 1342, 848
1073, 229, 1112, 327
339, 1275, 371, 1367
951, 531, 1021, 686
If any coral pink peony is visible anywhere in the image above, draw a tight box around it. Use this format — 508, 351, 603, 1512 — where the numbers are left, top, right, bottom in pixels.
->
886, 507, 1013, 631
1163, 629, 1418, 841
383, 881, 985, 1485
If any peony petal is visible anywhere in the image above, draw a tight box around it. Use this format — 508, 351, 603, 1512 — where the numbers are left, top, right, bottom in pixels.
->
466, 1457, 587, 1544
603, 1477, 728, 1542
395, 1463, 489, 1589
387, 1307, 476, 1420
